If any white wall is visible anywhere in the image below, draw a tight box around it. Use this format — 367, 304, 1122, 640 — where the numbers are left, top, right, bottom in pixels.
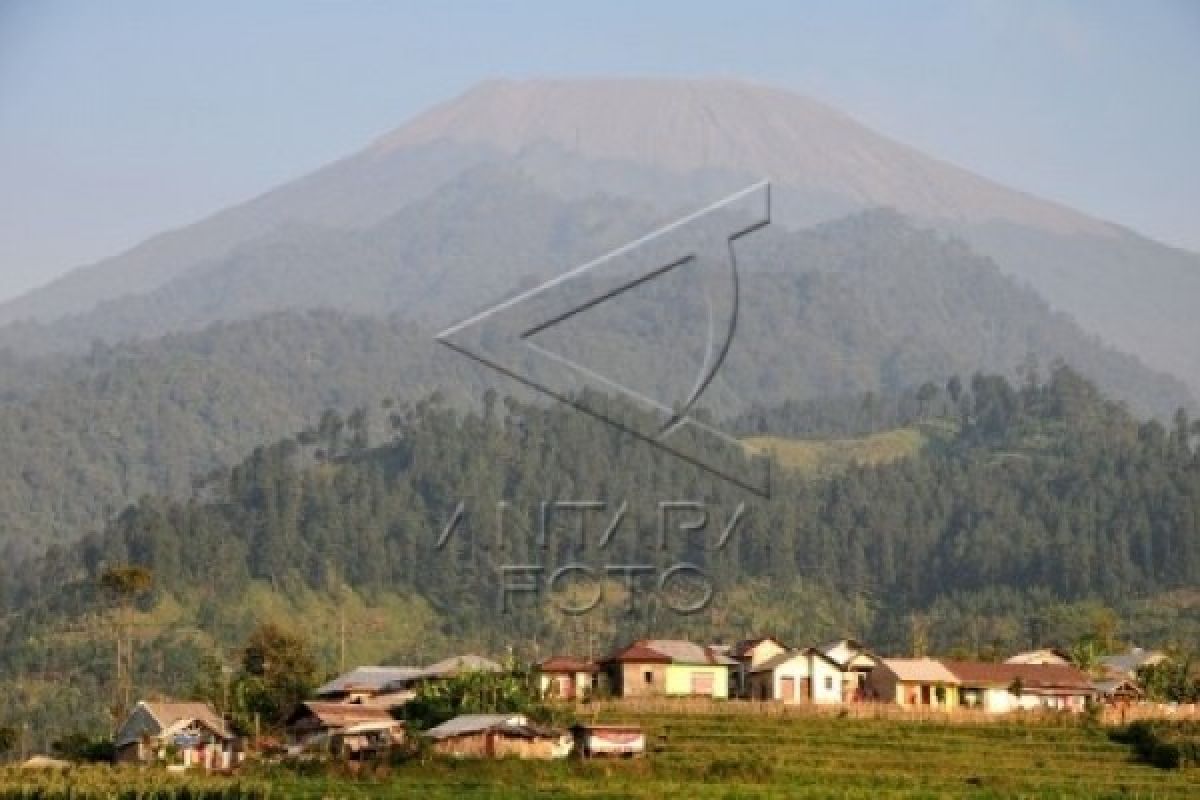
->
810, 657, 844, 705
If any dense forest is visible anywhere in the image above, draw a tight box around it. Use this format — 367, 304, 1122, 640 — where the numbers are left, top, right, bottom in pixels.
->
0, 210, 1191, 556
1, 366, 1198, 748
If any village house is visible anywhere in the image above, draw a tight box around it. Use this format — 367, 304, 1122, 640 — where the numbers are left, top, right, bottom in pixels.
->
745, 647, 844, 704
535, 656, 604, 700
425, 714, 573, 759
571, 723, 646, 758
728, 636, 788, 697
943, 661, 1095, 712
1005, 648, 1072, 666
316, 655, 504, 708
114, 701, 240, 770
603, 639, 736, 698
867, 658, 960, 709
284, 702, 404, 757
820, 639, 881, 702
314, 665, 424, 707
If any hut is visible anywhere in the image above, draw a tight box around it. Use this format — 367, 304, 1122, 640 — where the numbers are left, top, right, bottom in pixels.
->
425, 714, 573, 759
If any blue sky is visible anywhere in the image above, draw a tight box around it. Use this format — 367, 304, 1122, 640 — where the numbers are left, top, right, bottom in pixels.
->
1, 0, 1197, 302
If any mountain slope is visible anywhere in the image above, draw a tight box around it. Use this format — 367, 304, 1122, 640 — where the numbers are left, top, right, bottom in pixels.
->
2, 78, 1196, 398
0, 210, 1190, 554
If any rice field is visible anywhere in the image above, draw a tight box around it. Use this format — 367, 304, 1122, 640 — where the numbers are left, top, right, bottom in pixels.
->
5, 711, 1199, 798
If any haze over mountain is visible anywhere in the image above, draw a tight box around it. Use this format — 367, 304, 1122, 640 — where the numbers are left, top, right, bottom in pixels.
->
0, 206, 1191, 553
2, 78, 1196, 402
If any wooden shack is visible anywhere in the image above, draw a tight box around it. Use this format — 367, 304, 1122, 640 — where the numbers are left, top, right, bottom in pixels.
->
425, 714, 573, 759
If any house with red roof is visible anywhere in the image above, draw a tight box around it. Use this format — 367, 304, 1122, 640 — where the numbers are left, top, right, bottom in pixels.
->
602, 639, 737, 698
535, 656, 605, 700
942, 661, 1095, 712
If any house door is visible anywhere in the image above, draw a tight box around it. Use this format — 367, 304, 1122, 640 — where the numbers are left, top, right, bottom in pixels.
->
800, 677, 812, 702
780, 676, 796, 702
560, 675, 575, 700
691, 672, 714, 695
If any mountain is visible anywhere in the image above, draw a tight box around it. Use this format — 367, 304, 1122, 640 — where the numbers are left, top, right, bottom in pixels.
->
0, 209, 1190, 553
1, 78, 1197, 398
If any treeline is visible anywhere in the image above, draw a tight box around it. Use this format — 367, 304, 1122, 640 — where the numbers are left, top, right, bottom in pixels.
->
0, 207, 1192, 559
4, 366, 1199, 646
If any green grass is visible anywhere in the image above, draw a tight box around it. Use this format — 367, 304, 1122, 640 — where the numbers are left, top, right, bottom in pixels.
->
744, 428, 927, 476
8, 712, 1199, 798
239, 712, 1200, 798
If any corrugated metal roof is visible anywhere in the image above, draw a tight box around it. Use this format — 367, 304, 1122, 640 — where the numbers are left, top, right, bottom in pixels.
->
609, 639, 737, 666
1099, 649, 1166, 675
425, 714, 527, 740
316, 666, 423, 696
288, 702, 398, 729
142, 701, 233, 741
419, 654, 503, 679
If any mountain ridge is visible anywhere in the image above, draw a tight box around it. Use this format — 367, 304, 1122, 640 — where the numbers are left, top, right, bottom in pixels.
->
2, 77, 1197, 399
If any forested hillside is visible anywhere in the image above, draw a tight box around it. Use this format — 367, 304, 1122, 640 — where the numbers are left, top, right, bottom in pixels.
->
0, 210, 1189, 556
2, 366, 1199, 747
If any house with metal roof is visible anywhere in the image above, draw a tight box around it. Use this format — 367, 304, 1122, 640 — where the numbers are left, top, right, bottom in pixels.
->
425, 714, 572, 759
602, 639, 737, 698
315, 666, 423, 703
284, 702, 404, 756
114, 700, 240, 770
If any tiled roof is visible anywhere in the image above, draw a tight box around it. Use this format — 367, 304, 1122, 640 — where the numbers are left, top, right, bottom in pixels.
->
537, 656, 599, 673
880, 658, 960, 684
941, 661, 1094, 690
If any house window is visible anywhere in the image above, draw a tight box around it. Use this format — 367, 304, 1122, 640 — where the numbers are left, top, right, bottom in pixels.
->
824, 675, 833, 691
644, 670, 654, 685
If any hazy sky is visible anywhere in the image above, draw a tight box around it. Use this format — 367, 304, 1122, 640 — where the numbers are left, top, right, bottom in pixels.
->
1, 0, 1197, 302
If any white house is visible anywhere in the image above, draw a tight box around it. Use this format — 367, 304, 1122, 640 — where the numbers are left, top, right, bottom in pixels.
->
820, 638, 881, 702
745, 648, 844, 704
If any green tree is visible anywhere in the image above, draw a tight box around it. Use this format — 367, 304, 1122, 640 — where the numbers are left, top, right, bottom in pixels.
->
239, 623, 319, 725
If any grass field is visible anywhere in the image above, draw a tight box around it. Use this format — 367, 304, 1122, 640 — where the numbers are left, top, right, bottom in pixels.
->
6, 711, 1199, 798
743, 428, 927, 476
